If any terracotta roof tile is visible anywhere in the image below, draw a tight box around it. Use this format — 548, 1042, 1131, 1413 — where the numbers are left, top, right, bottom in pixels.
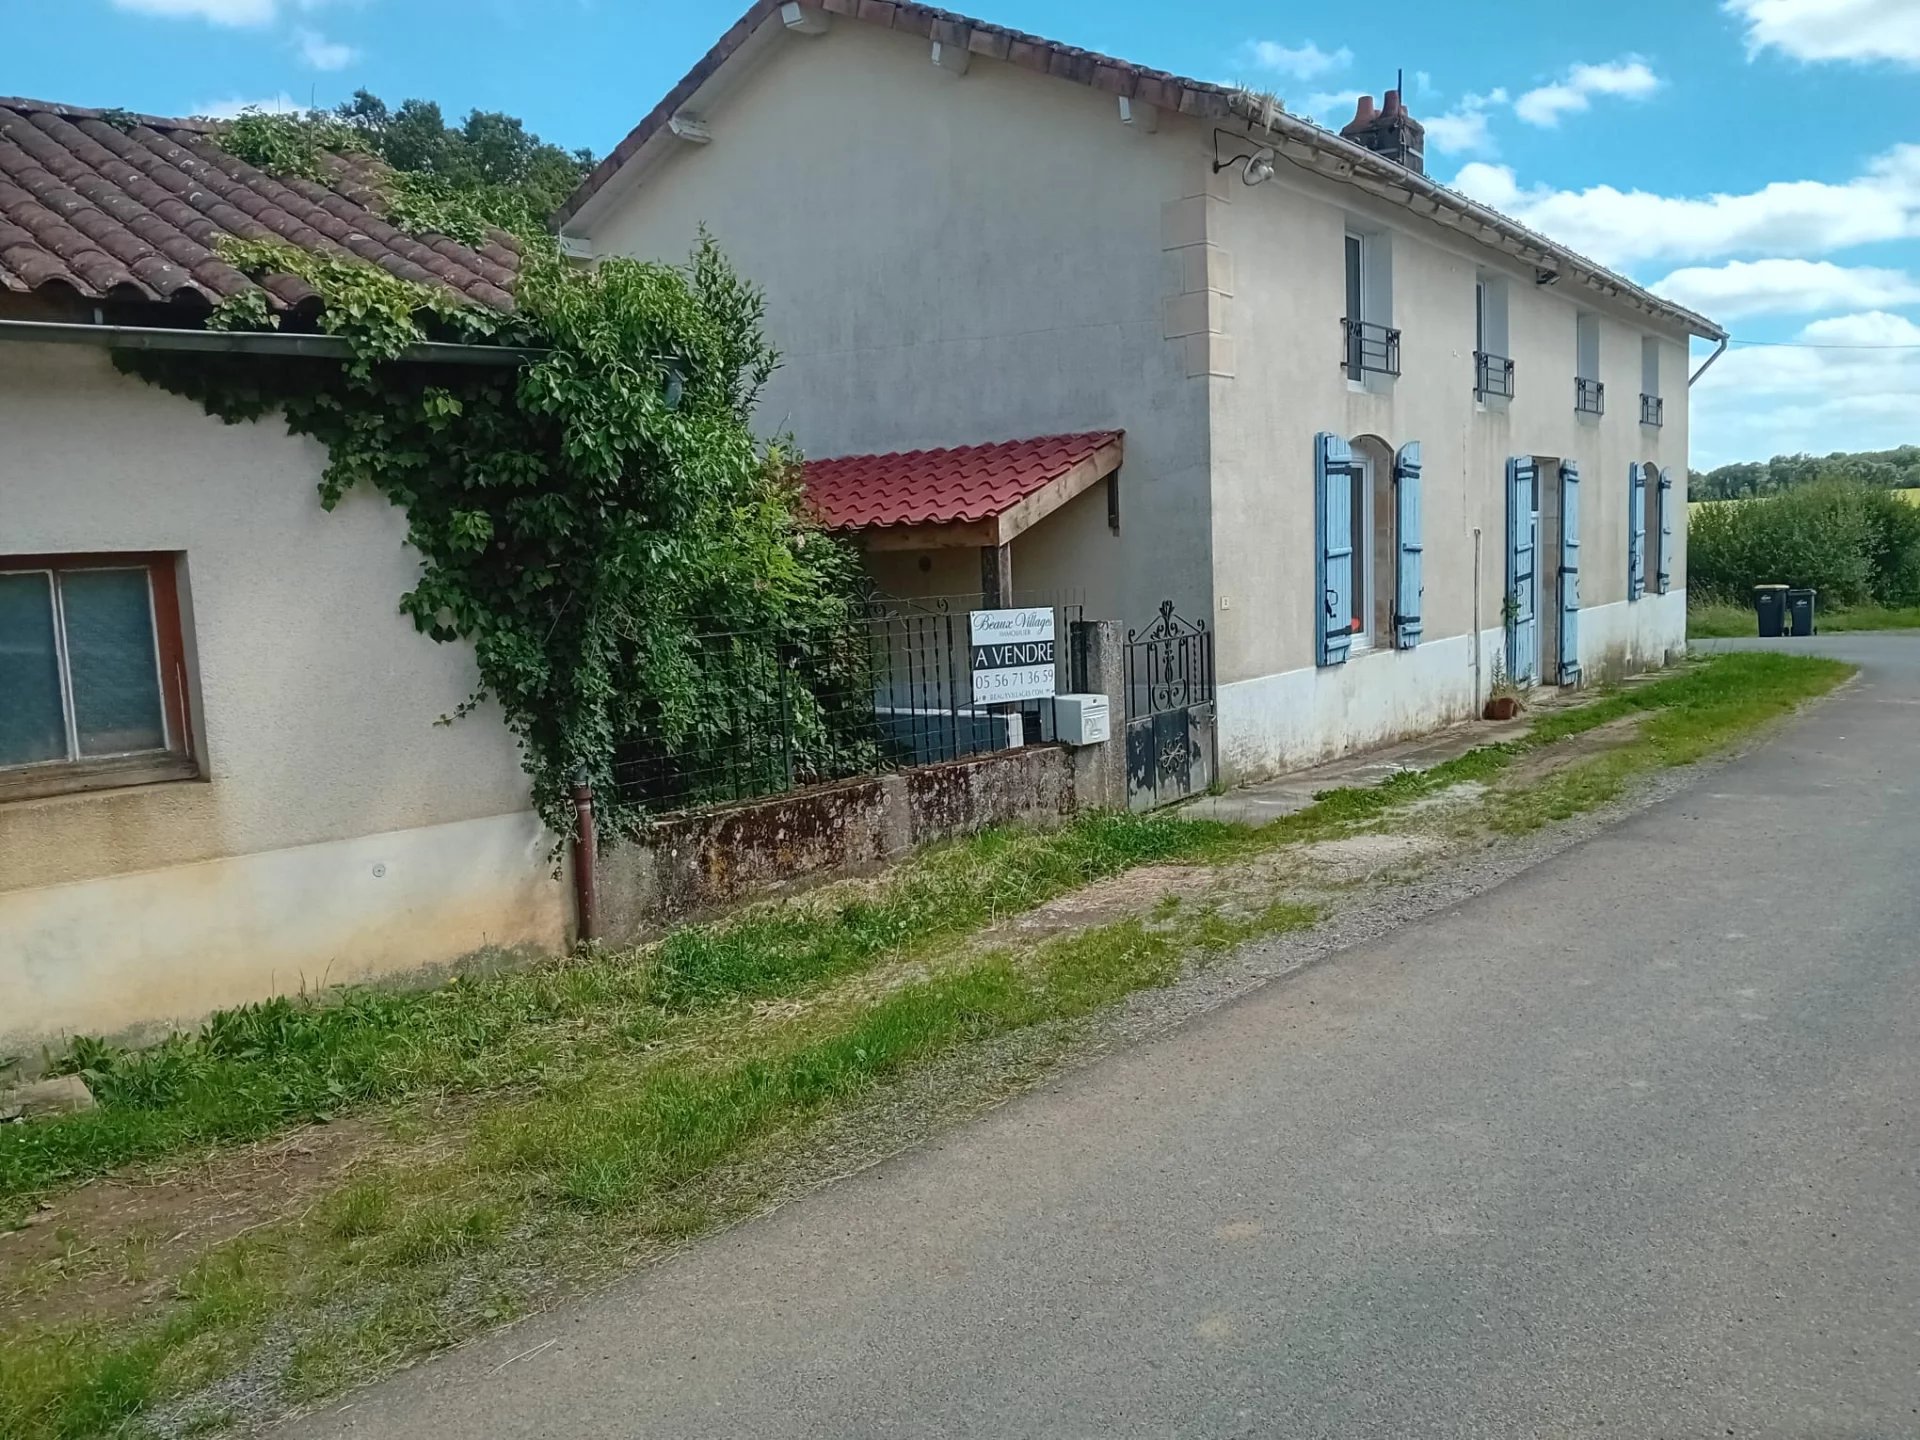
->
803, 431, 1121, 531
0, 97, 521, 313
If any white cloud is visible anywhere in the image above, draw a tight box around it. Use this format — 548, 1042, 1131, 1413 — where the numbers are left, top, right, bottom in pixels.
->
1423, 88, 1507, 156
1514, 59, 1660, 126
1304, 90, 1365, 123
114, 0, 277, 20
193, 93, 300, 119
1243, 40, 1353, 81
1652, 259, 1920, 317
294, 26, 357, 69
112, 0, 339, 22
1694, 310, 1920, 464
1452, 144, 1920, 267
1725, 0, 1920, 66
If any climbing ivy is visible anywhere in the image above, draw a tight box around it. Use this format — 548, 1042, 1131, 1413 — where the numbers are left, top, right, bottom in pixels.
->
218, 109, 369, 181
119, 224, 867, 843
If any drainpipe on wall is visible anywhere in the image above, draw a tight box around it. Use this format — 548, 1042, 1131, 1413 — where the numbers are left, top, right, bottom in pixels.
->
1472, 527, 1484, 709
570, 771, 599, 945
1689, 336, 1730, 387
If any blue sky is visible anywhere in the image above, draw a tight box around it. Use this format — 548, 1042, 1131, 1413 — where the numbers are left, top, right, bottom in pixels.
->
9, 0, 1920, 468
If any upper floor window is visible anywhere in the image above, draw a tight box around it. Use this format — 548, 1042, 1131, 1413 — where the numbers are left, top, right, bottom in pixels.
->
1342, 231, 1400, 379
1640, 336, 1664, 426
1345, 235, 1366, 327
1575, 313, 1604, 416
1474, 275, 1514, 400
1, 554, 197, 800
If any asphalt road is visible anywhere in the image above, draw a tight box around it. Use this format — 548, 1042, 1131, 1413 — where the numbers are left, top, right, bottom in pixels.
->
297, 634, 1920, 1440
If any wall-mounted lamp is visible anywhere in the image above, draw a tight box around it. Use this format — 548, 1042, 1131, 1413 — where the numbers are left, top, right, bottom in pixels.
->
1211, 129, 1277, 186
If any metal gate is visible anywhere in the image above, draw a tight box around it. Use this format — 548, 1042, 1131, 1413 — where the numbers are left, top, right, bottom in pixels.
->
1124, 600, 1217, 811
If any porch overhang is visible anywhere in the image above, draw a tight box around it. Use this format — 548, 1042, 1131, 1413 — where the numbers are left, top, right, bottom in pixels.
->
802, 431, 1124, 551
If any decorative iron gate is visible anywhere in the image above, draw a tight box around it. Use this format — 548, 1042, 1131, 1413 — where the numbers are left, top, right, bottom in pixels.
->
1124, 600, 1217, 811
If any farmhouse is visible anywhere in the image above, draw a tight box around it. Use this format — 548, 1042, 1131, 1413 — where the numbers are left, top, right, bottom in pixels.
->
0, 3, 1725, 1052
558, 1, 1723, 798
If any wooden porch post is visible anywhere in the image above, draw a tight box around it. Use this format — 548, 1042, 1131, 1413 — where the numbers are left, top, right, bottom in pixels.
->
980, 541, 1013, 607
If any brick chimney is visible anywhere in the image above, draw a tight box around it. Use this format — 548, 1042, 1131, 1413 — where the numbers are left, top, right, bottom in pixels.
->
1340, 86, 1426, 175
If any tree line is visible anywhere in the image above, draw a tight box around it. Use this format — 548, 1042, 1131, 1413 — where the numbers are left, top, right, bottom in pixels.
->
1690, 446, 1920, 501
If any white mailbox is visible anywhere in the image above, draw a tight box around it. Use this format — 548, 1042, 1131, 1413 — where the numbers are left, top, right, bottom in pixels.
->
1053, 693, 1110, 746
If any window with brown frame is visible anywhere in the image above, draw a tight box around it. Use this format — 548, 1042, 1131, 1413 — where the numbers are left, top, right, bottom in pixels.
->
0, 553, 197, 800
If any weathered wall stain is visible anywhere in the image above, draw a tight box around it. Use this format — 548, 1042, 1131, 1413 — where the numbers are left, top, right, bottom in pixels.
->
596, 746, 1079, 945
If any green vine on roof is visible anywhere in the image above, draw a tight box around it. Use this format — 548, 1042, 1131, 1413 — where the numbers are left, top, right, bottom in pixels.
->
218, 109, 369, 182
117, 229, 867, 845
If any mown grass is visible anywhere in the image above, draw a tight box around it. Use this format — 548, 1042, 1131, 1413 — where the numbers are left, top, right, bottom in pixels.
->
1690, 599, 1920, 638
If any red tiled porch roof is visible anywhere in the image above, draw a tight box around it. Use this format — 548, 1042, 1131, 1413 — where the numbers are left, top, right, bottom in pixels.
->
803, 431, 1123, 543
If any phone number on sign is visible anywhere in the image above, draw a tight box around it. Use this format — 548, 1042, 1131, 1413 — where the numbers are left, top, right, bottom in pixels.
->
972, 664, 1056, 704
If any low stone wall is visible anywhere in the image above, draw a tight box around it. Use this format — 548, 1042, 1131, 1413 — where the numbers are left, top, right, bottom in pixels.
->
596, 744, 1080, 945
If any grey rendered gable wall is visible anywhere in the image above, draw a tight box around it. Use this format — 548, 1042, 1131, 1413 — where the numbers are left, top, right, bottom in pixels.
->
575, 17, 1214, 639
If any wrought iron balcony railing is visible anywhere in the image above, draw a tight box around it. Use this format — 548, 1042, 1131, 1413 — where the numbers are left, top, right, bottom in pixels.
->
1475, 351, 1515, 400
1342, 318, 1402, 378
1575, 376, 1605, 416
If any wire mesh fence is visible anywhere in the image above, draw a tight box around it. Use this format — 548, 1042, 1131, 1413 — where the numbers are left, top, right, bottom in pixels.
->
610, 593, 1085, 814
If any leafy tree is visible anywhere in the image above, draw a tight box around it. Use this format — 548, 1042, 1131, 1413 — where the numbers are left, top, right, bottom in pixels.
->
333, 91, 593, 221
1690, 445, 1920, 500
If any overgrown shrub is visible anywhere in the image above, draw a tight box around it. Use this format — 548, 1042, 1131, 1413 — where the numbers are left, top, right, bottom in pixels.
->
1687, 482, 1920, 607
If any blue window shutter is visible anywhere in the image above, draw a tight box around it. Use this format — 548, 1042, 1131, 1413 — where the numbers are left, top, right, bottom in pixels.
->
1656, 466, 1675, 594
1559, 461, 1582, 686
1506, 457, 1538, 684
1315, 432, 1354, 667
1628, 463, 1647, 601
1393, 441, 1423, 649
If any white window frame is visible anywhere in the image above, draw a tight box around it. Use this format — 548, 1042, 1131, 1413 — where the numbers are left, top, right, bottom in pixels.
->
1576, 313, 1601, 383
1345, 232, 1367, 328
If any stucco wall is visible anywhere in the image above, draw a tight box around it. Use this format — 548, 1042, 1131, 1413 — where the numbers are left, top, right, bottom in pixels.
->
577, 16, 1209, 642
0, 343, 567, 1049
859, 481, 1115, 610
575, 17, 1694, 786
1210, 158, 1691, 696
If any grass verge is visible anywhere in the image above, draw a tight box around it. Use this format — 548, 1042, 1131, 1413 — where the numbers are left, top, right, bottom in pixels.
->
1, 813, 1239, 1213
1689, 600, 1920, 637
0, 900, 1317, 1440
1485, 651, 1852, 831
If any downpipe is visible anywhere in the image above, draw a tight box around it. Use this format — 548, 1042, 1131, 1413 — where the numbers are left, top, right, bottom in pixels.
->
1689, 336, 1729, 387
1472, 526, 1483, 709
570, 772, 599, 945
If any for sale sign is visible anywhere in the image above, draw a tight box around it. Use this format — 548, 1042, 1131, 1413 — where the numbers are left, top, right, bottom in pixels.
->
969, 607, 1057, 704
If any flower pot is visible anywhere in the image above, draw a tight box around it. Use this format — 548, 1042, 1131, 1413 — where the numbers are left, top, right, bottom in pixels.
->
1483, 695, 1521, 721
